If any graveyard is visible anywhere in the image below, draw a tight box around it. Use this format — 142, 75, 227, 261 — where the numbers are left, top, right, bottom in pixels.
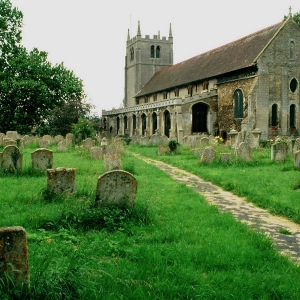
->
1, 134, 300, 299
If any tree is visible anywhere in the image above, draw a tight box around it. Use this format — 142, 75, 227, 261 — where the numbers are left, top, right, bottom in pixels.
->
0, 1, 86, 135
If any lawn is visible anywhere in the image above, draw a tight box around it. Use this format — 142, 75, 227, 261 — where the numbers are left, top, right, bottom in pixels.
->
0, 142, 300, 299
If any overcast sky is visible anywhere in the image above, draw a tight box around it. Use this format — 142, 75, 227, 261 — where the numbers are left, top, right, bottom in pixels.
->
9, 0, 300, 116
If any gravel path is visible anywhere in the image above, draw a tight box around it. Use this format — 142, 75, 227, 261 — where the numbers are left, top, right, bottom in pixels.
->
130, 152, 300, 265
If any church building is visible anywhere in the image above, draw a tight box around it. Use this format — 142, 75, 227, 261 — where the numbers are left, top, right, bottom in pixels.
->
102, 11, 300, 142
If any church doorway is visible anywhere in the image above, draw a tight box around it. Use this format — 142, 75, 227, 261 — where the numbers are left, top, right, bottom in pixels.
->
192, 102, 208, 133
164, 110, 171, 137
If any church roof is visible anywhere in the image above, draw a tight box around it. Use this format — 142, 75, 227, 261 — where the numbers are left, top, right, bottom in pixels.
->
136, 20, 285, 98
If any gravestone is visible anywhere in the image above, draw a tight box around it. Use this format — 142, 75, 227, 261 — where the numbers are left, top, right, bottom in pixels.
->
42, 135, 52, 143
293, 138, 300, 153
0, 145, 23, 173
158, 145, 170, 155
159, 135, 169, 146
235, 141, 252, 161
57, 141, 67, 152
200, 137, 209, 146
82, 138, 95, 151
39, 139, 50, 148
0, 226, 29, 289
90, 146, 103, 160
113, 139, 125, 152
54, 135, 64, 143
140, 136, 150, 146
200, 146, 216, 163
47, 167, 76, 194
294, 150, 300, 169
6, 131, 18, 140
103, 146, 122, 171
5, 139, 17, 146
150, 134, 160, 146
0, 133, 5, 146
219, 153, 232, 163
271, 142, 287, 162
95, 170, 137, 209
65, 133, 75, 144
31, 148, 53, 172
21, 135, 32, 147
100, 137, 108, 147
193, 148, 204, 158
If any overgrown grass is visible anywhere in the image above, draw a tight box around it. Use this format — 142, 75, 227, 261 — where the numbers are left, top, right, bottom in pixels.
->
127, 143, 300, 224
0, 143, 300, 299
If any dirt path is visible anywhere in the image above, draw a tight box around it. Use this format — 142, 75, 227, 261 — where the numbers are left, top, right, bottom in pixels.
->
130, 152, 300, 265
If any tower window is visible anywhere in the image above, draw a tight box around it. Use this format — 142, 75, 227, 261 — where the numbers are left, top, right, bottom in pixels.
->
151, 45, 155, 58
234, 89, 244, 118
290, 41, 295, 60
290, 78, 298, 93
156, 46, 160, 58
130, 47, 134, 60
271, 104, 278, 127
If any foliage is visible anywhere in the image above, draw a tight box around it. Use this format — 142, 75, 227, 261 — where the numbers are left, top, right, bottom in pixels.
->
168, 139, 179, 152
0, 1, 86, 135
71, 117, 96, 142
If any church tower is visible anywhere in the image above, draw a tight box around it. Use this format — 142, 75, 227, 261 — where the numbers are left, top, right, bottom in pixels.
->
124, 21, 173, 107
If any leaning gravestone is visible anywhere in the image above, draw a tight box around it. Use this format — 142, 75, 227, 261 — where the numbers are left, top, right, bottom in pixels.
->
219, 153, 232, 163
103, 146, 122, 171
271, 141, 287, 162
47, 167, 76, 195
95, 170, 137, 209
200, 146, 216, 164
0, 226, 30, 289
235, 141, 252, 161
0, 145, 23, 173
90, 146, 103, 160
31, 148, 53, 172
57, 140, 68, 152
294, 150, 300, 169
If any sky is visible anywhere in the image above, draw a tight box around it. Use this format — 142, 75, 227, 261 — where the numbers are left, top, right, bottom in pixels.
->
9, 0, 300, 116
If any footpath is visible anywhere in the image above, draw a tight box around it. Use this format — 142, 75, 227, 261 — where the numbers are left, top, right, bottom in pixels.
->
130, 152, 300, 265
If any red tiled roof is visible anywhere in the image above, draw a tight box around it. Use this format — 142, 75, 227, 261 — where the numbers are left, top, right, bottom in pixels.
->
136, 21, 284, 97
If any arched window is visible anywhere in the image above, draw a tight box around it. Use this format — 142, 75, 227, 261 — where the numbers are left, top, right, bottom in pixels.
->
124, 115, 127, 130
132, 114, 136, 134
202, 81, 209, 90
130, 47, 134, 60
156, 46, 160, 58
234, 89, 244, 118
192, 102, 208, 133
141, 113, 146, 135
151, 45, 155, 58
164, 110, 171, 137
290, 78, 298, 93
271, 104, 278, 127
117, 117, 120, 134
290, 41, 295, 59
103, 118, 107, 130
163, 91, 168, 99
152, 112, 157, 134
290, 104, 296, 128
174, 88, 179, 97
187, 85, 193, 96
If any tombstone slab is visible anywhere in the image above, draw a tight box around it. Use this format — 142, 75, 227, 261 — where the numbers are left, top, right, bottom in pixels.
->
47, 167, 76, 195
200, 146, 216, 164
104, 146, 122, 171
0, 226, 29, 289
294, 150, 300, 169
95, 170, 137, 209
31, 148, 53, 172
0, 145, 23, 173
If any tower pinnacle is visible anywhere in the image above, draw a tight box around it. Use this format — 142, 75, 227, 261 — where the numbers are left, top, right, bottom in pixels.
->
137, 20, 141, 36
169, 23, 173, 38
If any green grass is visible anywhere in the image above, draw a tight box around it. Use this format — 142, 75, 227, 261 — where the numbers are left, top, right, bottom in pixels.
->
127, 143, 300, 224
0, 143, 300, 299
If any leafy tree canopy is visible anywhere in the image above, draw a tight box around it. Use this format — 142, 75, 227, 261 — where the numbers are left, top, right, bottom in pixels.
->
0, 0, 89, 135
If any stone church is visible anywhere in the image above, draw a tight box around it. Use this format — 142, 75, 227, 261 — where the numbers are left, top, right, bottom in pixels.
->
102, 12, 300, 142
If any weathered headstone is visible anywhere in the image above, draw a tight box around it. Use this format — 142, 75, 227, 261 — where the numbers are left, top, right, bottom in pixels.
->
150, 134, 160, 146
5, 139, 17, 146
0, 133, 5, 146
39, 139, 50, 148
159, 135, 169, 146
103, 146, 122, 171
219, 153, 232, 163
47, 167, 76, 195
200, 146, 216, 163
31, 148, 53, 172
113, 139, 124, 152
294, 150, 300, 169
193, 148, 204, 158
158, 145, 170, 155
0, 145, 23, 173
140, 136, 150, 146
0, 226, 29, 289
200, 137, 209, 146
57, 141, 68, 152
21, 135, 32, 147
271, 142, 287, 162
6, 131, 18, 140
90, 146, 103, 160
54, 135, 64, 143
235, 141, 252, 161
95, 170, 137, 209
82, 138, 95, 151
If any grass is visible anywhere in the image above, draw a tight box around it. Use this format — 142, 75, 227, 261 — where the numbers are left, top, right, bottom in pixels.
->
127, 143, 300, 224
0, 142, 300, 299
